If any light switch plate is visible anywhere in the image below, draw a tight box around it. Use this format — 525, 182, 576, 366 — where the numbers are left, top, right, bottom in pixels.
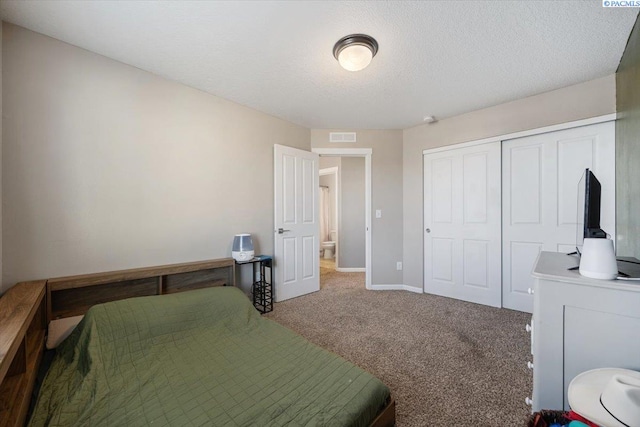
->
375, 209, 382, 218
396, 262, 403, 270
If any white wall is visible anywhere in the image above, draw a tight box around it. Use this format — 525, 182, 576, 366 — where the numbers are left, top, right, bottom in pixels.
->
311, 130, 403, 285
1, 23, 310, 291
402, 75, 617, 290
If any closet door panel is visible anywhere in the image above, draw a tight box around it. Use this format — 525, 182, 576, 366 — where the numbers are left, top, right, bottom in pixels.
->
510, 145, 542, 225
424, 142, 501, 307
502, 121, 615, 313
509, 241, 543, 295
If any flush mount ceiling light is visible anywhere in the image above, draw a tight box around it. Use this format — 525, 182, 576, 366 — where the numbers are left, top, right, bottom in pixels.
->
333, 34, 378, 72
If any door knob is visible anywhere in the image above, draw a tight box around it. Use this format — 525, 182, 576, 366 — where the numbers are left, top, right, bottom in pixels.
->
426, 228, 431, 233
277, 228, 291, 234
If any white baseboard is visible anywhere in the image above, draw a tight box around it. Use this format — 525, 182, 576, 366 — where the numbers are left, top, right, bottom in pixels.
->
335, 267, 365, 273
369, 284, 424, 293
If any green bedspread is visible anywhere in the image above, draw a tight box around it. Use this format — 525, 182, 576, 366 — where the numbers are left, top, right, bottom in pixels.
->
29, 287, 390, 427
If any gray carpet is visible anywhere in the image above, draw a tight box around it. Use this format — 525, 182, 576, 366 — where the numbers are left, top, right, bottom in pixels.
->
265, 267, 533, 427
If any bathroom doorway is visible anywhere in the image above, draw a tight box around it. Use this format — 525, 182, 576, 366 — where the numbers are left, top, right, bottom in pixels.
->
317, 153, 367, 295
311, 148, 373, 289
313, 148, 371, 288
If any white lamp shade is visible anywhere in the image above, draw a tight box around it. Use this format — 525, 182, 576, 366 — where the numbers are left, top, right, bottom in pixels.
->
338, 44, 373, 71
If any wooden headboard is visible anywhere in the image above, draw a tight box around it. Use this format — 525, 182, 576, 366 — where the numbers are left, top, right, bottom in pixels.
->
0, 281, 46, 427
0, 257, 235, 426
47, 258, 235, 321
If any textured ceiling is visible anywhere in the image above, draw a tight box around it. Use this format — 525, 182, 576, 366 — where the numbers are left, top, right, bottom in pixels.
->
1, 1, 637, 129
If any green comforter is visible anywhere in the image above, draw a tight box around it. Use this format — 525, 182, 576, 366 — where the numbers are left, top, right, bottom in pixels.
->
30, 287, 389, 427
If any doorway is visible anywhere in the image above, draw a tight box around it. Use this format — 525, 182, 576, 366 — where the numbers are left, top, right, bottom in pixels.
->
319, 166, 339, 271
312, 148, 372, 289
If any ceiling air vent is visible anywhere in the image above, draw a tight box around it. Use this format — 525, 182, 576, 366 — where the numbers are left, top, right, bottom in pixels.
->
329, 132, 357, 143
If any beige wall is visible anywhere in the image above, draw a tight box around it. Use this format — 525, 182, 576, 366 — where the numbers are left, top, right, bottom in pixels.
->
1, 24, 310, 292
318, 155, 367, 269
339, 157, 365, 269
311, 130, 403, 285
403, 75, 616, 289
0, 23, 621, 294
0, 21, 3, 292
319, 156, 340, 169
616, 14, 640, 260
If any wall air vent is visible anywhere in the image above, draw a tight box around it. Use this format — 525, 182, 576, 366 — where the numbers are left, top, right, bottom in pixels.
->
329, 132, 357, 143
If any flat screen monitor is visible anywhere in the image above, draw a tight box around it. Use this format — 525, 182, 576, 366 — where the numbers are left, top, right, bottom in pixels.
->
576, 168, 606, 255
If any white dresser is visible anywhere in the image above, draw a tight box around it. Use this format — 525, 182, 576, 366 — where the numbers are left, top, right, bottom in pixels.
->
529, 251, 640, 411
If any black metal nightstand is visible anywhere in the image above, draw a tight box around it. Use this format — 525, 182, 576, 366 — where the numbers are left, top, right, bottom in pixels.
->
235, 255, 273, 314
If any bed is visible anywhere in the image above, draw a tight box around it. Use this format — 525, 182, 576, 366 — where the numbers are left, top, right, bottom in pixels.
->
0, 258, 395, 427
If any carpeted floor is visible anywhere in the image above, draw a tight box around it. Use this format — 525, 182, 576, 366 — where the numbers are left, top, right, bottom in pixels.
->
265, 267, 533, 427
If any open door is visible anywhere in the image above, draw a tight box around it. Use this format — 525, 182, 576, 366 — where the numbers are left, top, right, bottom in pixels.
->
274, 144, 320, 302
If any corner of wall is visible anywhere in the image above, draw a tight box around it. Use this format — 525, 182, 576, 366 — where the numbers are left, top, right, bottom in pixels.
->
615, 13, 640, 259
1, 20, 4, 294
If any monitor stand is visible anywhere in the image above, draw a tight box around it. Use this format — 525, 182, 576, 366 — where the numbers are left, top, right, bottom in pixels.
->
617, 256, 640, 265
565, 255, 640, 276
566, 251, 579, 270
616, 257, 640, 280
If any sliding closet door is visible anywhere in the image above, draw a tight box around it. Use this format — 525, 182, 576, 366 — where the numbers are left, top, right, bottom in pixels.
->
502, 121, 615, 313
424, 142, 501, 307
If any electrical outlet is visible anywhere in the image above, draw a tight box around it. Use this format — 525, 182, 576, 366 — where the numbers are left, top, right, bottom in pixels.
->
396, 261, 403, 270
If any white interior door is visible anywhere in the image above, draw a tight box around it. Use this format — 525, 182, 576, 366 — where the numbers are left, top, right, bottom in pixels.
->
274, 144, 320, 302
424, 142, 501, 307
502, 121, 615, 313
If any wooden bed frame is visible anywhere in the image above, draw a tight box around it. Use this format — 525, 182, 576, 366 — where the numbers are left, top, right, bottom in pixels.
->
0, 258, 395, 427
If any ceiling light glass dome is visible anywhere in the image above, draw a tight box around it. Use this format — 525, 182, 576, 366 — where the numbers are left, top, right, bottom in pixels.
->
333, 34, 378, 72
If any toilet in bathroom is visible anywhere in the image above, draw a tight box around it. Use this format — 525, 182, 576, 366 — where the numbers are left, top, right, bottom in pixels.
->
321, 241, 335, 259
321, 231, 337, 259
